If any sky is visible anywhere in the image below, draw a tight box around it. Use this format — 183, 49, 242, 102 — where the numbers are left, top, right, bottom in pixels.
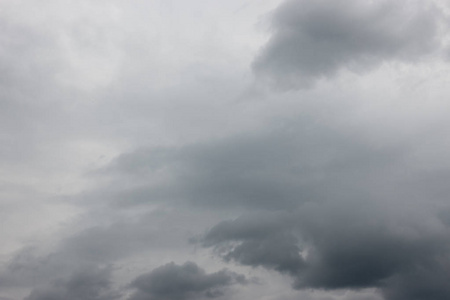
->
1, 0, 450, 299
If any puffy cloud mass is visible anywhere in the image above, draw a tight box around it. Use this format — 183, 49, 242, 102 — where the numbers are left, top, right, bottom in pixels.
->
253, 0, 447, 89
127, 262, 247, 300
201, 205, 450, 300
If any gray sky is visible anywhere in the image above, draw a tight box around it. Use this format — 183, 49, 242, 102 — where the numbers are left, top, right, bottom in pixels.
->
1, 0, 450, 299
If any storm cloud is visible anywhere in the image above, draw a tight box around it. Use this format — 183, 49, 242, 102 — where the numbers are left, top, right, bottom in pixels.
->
201, 204, 450, 300
127, 262, 247, 300
253, 0, 447, 89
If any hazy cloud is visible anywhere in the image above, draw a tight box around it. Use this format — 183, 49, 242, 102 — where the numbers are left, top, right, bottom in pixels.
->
24, 267, 120, 300
253, 0, 446, 89
96, 117, 403, 211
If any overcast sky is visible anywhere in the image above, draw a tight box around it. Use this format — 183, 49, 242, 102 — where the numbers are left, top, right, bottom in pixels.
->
2, 0, 450, 299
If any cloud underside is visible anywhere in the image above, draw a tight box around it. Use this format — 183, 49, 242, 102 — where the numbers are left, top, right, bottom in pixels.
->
201, 208, 450, 300
253, 0, 445, 89
129, 262, 246, 300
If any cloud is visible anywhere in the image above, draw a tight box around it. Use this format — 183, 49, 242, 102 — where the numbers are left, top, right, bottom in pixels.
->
0, 247, 73, 290
0, 207, 209, 293
76, 108, 450, 300
200, 203, 450, 300
24, 267, 120, 300
253, 0, 446, 89
2, 1, 450, 299
201, 211, 304, 275
94, 117, 403, 211
127, 261, 247, 300
58, 212, 183, 264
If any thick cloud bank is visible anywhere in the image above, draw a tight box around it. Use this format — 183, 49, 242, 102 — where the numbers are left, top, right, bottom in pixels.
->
201, 206, 450, 300
99, 120, 404, 211
253, 0, 446, 88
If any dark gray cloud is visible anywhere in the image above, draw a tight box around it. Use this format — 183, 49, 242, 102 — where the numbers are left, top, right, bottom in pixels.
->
128, 261, 247, 300
253, 0, 446, 89
24, 267, 120, 300
201, 211, 303, 275
200, 203, 450, 300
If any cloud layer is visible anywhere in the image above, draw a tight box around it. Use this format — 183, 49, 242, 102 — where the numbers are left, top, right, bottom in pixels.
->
1, 0, 450, 300
24, 267, 120, 300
